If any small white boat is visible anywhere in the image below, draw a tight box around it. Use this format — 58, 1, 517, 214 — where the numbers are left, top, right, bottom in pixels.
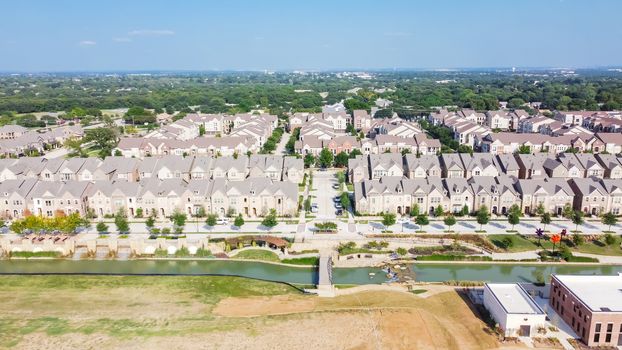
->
369, 272, 376, 276
393, 265, 401, 269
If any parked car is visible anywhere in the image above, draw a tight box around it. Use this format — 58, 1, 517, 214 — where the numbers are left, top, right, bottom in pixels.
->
334, 202, 343, 209
333, 196, 341, 203
311, 203, 319, 213
396, 217, 410, 224
216, 218, 229, 225
332, 183, 340, 190
335, 209, 343, 216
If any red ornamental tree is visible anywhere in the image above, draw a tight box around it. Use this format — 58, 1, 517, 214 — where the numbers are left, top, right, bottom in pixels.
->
551, 234, 561, 254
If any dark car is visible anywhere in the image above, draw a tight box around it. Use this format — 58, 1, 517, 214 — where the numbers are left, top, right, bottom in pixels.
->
335, 209, 343, 216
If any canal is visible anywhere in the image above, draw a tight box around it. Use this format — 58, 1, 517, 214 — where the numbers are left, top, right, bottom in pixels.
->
1, 260, 621, 285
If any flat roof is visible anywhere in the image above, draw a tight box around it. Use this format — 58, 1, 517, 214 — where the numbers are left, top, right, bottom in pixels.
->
553, 274, 622, 312
485, 283, 544, 315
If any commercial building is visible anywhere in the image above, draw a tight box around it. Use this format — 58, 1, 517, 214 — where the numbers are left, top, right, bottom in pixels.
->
550, 274, 622, 347
483, 283, 546, 337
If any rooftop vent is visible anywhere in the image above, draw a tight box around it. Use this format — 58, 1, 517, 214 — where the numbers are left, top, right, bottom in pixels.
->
600, 307, 612, 312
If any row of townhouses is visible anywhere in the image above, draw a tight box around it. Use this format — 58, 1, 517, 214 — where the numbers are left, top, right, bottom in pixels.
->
348, 153, 622, 183
0, 176, 298, 221
293, 109, 440, 156
0, 155, 303, 220
0, 154, 304, 184
116, 113, 278, 158
0, 125, 84, 157
354, 175, 622, 217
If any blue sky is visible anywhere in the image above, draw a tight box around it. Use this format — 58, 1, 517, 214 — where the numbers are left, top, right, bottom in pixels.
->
0, 0, 621, 71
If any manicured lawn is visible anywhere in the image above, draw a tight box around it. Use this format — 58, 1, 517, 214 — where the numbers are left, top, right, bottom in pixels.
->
487, 234, 622, 256
234, 249, 281, 262
573, 235, 622, 256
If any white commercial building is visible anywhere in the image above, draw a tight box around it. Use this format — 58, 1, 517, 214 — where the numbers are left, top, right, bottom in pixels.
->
483, 283, 546, 337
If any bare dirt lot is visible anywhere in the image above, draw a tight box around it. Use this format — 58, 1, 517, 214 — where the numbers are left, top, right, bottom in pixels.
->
0, 276, 525, 350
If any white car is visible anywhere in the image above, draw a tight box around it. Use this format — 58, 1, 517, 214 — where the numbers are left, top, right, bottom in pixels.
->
216, 218, 229, 225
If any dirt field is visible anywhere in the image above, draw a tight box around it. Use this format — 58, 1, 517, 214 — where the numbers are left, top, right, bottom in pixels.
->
0, 276, 524, 350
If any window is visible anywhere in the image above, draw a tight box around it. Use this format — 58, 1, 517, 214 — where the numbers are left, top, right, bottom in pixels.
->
594, 333, 600, 343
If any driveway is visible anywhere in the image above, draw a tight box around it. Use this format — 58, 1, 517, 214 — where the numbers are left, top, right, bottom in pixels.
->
312, 170, 340, 220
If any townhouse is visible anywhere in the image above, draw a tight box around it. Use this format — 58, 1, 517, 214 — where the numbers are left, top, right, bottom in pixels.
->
516, 178, 574, 215
369, 153, 404, 179
596, 154, 622, 179
404, 154, 442, 178
440, 154, 465, 178
486, 110, 512, 130
569, 178, 609, 216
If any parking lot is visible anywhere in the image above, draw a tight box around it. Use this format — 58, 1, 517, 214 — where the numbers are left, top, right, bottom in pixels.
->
311, 170, 341, 220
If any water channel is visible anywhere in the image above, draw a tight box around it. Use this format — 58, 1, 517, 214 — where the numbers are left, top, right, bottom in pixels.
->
1, 260, 621, 285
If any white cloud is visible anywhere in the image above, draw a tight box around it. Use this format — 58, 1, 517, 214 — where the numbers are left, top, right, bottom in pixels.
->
113, 37, 132, 43
128, 29, 175, 36
78, 40, 96, 46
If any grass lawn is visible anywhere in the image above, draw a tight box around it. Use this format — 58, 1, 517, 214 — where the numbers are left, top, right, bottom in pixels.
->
233, 249, 281, 262
487, 234, 622, 256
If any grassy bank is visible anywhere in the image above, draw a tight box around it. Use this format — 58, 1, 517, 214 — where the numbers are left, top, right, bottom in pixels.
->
233, 249, 280, 262
487, 234, 622, 256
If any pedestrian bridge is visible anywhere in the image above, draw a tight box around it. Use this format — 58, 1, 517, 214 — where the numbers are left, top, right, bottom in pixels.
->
315, 253, 335, 297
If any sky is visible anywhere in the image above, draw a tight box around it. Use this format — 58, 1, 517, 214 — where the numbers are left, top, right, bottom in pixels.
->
0, 0, 621, 72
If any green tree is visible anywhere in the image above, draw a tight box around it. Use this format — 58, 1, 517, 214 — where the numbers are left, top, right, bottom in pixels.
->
318, 148, 334, 168
303, 153, 315, 168
443, 214, 456, 232
199, 124, 205, 136
476, 206, 490, 231
334, 151, 349, 168
340, 192, 350, 210
348, 149, 363, 159
169, 210, 188, 229
382, 212, 396, 227
205, 214, 217, 227
601, 212, 618, 232
84, 127, 118, 158
434, 205, 444, 217
261, 209, 278, 230
571, 233, 584, 247
145, 215, 155, 231
409, 204, 420, 217
562, 203, 574, 219
517, 145, 531, 154
415, 214, 429, 232
571, 210, 584, 232
234, 214, 245, 228
114, 209, 129, 233
540, 212, 551, 231
535, 203, 546, 216
96, 222, 108, 233
508, 213, 519, 231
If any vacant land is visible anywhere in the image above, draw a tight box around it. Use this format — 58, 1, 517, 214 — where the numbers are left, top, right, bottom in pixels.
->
0, 275, 522, 349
